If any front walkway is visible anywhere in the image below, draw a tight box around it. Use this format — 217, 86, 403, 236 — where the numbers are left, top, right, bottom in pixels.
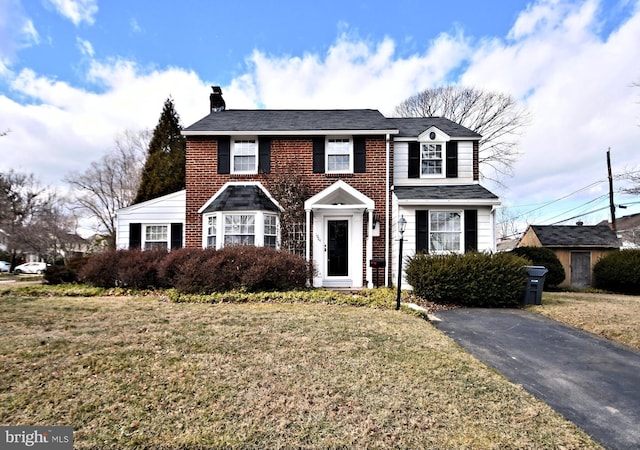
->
433, 308, 640, 450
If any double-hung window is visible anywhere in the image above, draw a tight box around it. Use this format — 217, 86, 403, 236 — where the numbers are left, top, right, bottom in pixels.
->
430, 211, 461, 252
264, 215, 277, 248
224, 214, 255, 245
421, 143, 443, 176
232, 139, 258, 174
326, 138, 352, 173
206, 216, 217, 248
144, 225, 168, 250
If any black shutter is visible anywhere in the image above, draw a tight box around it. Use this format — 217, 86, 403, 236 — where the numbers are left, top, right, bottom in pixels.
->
464, 209, 478, 253
312, 137, 325, 173
170, 223, 183, 250
446, 141, 458, 178
416, 210, 429, 253
217, 136, 230, 174
129, 223, 141, 250
258, 137, 271, 174
354, 136, 366, 173
408, 142, 420, 178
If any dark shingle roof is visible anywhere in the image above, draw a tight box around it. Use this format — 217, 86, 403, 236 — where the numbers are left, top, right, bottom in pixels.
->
183, 110, 480, 139
530, 225, 620, 248
386, 117, 481, 138
393, 185, 499, 201
184, 109, 395, 134
202, 185, 280, 213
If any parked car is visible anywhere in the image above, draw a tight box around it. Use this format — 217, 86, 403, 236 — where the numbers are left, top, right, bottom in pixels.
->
0, 261, 10, 272
13, 262, 48, 274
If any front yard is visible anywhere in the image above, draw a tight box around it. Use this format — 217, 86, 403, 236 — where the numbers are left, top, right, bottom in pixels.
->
0, 293, 599, 449
531, 291, 640, 351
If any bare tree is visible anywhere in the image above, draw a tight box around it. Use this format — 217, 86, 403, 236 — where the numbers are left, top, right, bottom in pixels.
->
394, 86, 530, 184
65, 129, 150, 248
0, 170, 75, 267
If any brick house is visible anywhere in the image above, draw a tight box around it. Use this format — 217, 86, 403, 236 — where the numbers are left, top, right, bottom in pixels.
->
116, 87, 500, 289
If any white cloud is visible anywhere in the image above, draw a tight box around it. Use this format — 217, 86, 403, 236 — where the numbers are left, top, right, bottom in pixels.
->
76, 37, 93, 57
0, 0, 40, 62
47, 0, 98, 26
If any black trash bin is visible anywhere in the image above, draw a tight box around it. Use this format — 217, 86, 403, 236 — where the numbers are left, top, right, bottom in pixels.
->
523, 266, 548, 305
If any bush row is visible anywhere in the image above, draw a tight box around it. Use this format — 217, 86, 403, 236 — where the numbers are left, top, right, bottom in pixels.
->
593, 249, 640, 294
77, 246, 310, 293
405, 252, 530, 307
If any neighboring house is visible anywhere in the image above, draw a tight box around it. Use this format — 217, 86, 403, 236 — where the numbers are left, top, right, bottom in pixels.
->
601, 213, 640, 249
116, 88, 500, 289
116, 190, 186, 250
517, 224, 620, 288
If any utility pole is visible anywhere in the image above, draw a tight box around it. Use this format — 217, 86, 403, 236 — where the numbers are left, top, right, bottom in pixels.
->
607, 148, 616, 232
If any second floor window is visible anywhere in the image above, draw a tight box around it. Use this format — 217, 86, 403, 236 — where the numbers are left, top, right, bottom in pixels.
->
421, 143, 443, 176
326, 138, 352, 173
232, 139, 258, 174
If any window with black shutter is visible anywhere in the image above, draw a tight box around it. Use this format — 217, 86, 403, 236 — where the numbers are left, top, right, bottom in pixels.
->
446, 141, 458, 178
171, 223, 183, 250
217, 136, 230, 174
129, 223, 141, 249
464, 209, 478, 252
416, 210, 429, 253
408, 142, 420, 178
353, 136, 366, 173
312, 136, 325, 173
258, 137, 271, 174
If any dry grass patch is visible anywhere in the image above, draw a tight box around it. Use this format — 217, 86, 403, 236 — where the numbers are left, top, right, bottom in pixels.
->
1, 296, 599, 449
531, 292, 640, 351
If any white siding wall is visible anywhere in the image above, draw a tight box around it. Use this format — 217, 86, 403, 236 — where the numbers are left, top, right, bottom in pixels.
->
392, 205, 496, 290
115, 190, 186, 250
393, 141, 474, 185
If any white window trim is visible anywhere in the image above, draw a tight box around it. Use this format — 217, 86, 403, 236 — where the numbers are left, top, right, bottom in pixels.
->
231, 137, 258, 174
420, 141, 446, 178
201, 211, 280, 249
429, 210, 463, 254
143, 224, 169, 250
325, 136, 353, 174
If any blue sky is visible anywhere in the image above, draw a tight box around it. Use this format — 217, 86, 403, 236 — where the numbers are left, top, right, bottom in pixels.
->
1, 0, 640, 236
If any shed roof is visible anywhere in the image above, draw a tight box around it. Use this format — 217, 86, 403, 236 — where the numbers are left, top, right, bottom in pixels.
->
394, 184, 499, 201
529, 224, 620, 248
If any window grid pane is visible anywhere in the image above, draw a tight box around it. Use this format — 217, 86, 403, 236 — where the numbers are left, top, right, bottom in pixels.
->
264, 215, 277, 248
429, 212, 461, 252
224, 214, 255, 246
233, 140, 257, 172
206, 216, 217, 248
327, 138, 351, 172
421, 143, 443, 175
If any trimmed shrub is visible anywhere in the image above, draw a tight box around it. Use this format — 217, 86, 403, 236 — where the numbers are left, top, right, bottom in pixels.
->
405, 252, 530, 307
78, 250, 121, 287
593, 249, 640, 294
44, 256, 91, 285
156, 247, 201, 288
511, 246, 566, 288
117, 248, 168, 289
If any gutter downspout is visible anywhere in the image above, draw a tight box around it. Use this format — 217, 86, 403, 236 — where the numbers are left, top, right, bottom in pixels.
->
385, 133, 390, 287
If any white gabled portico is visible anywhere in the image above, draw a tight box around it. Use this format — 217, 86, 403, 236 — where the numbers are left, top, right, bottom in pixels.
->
304, 180, 375, 288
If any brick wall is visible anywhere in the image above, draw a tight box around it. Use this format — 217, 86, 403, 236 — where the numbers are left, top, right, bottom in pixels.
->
185, 135, 391, 282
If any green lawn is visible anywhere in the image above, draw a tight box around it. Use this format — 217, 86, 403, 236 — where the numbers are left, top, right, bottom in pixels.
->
0, 295, 600, 449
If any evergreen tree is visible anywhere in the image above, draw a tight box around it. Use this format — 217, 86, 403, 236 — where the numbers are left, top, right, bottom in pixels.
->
134, 98, 186, 204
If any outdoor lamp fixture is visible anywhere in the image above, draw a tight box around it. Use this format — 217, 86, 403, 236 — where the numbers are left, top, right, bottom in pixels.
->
396, 215, 407, 310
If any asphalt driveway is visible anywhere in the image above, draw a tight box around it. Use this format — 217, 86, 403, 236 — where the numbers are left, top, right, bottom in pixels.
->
432, 308, 640, 450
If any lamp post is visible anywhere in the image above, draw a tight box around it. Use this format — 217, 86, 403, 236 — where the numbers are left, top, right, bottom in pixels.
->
396, 215, 407, 310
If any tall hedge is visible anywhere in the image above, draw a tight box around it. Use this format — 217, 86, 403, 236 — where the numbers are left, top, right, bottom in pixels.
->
405, 252, 530, 307
593, 249, 640, 294
511, 246, 565, 288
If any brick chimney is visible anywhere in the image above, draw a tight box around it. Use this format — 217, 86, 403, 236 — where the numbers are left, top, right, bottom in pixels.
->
210, 86, 226, 112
